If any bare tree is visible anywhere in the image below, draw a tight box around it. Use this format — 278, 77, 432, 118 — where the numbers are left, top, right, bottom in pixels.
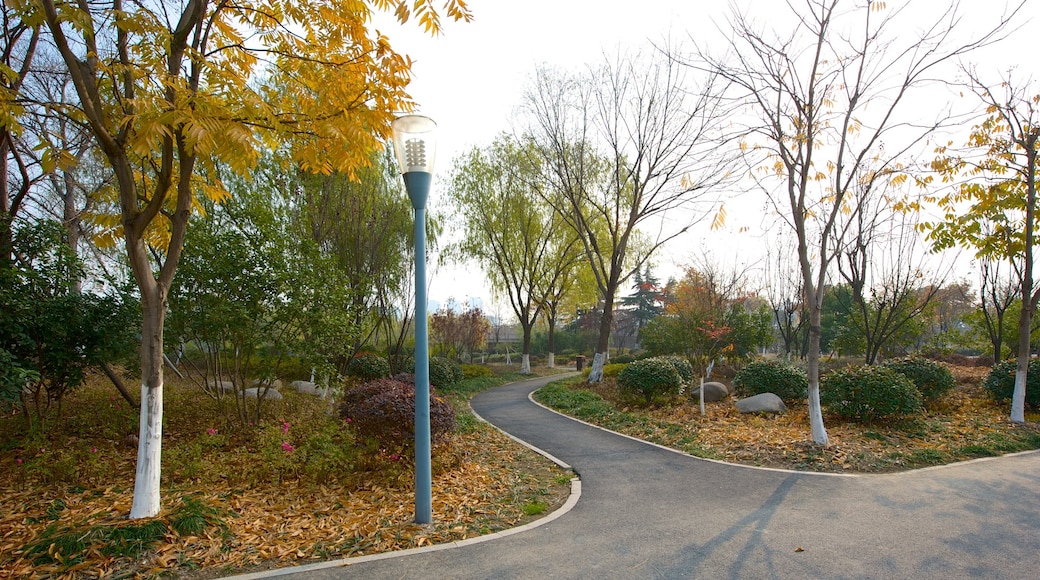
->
1, 11, 41, 266
835, 180, 947, 364
697, 0, 1017, 444
764, 231, 808, 359
977, 257, 1020, 362
524, 47, 735, 382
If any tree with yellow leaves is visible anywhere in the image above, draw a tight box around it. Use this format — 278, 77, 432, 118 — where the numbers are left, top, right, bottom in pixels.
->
3, 0, 470, 518
926, 71, 1040, 423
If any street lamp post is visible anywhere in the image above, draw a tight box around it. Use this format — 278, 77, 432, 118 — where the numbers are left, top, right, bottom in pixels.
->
391, 114, 437, 525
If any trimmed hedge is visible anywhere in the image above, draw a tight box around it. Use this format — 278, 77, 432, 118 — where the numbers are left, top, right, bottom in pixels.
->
732, 360, 808, 403
393, 356, 464, 388
340, 377, 456, 449
617, 357, 682, 405
602, 363, 627, 379
883, 356, 955, 402
821, 365, 923, 422
429, 357, 464, 388
984, 359, 1040, 409
660, 355, 694, 384
346, 352, 390, 381
460, 364, 494, 379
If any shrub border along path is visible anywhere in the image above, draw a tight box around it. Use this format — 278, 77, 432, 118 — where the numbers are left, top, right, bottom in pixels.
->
537, 368, 1040, 473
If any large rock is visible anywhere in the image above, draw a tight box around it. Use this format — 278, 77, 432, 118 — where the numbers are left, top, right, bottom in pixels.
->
206, 379, 235, 393
243, 387, 283, 400
291, 380, 323, 396
250, 378, 283, 389
735, 392, 787, 414
690, 381, 729, 402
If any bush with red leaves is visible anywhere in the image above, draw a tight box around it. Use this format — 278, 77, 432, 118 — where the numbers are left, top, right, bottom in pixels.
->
340, 377, 456, 450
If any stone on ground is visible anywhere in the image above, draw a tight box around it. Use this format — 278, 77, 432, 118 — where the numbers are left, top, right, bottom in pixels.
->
690, 381, 729, 402
735, 392, 786, 414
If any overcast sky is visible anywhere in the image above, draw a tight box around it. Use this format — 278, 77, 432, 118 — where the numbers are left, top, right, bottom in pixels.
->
376, 0, 1040, 312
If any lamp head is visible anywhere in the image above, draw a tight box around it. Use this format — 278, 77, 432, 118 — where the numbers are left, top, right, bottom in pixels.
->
391, 115, 437, 174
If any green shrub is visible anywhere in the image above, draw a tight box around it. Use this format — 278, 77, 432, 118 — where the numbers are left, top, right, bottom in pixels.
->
392, 356, 464, 388
617, 358, 682, 405
732, 360, 808, 403
340, 378, 456, 450
984, 359, 1040, 409
460, 364, 494, 379
821, 365, 923, 422
602, 363, 627, 378
659, 356, 694, 384
883, 356, 955, 402
346, 353, 390, 381
429, 357, 464, 388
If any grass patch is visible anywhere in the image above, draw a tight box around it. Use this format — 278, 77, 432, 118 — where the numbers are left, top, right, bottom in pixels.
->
24, 518, 168, 568
522, 501, 548, 516
169, 495, 227, 536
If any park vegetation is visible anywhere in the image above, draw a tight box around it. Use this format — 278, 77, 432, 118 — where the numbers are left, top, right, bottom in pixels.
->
3, 0, 1040, 575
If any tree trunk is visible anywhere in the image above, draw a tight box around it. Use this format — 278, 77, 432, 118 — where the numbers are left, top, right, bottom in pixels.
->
1011, 306, 1030, 423
1012, 145, 1037, 424
520, 323, 533, 375
129, 288, 165, 518
806, 292, 829, 445
588, 296, 616, 383
101, 362, 137, 407
546, 316, 557, 369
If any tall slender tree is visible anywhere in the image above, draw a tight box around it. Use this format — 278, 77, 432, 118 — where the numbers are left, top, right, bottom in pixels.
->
447, 135, 572, 374
525, 48, 734, 382
926, 71, 1039, 422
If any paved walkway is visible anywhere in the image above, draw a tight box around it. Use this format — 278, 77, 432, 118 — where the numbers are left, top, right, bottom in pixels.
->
235, 374, 1040, 579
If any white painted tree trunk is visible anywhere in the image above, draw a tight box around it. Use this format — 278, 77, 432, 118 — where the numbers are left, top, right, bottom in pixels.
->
806, 300, 829, 445
520, 353, 531, 374
588, 352, 606, 383
808, 382, 828, 445
129, 382, 163, 518
546, 352, 555, 369
1012, 367, 1027, 423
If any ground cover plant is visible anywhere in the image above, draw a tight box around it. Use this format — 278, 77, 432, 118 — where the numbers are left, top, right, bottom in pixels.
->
536, 363, 1040, 473
0, 365, 573, 578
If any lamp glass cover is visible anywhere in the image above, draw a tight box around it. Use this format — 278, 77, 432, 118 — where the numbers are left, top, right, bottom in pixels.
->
391, 115, 437, 174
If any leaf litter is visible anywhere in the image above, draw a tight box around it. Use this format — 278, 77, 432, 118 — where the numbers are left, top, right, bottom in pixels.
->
0, 424, 572, 579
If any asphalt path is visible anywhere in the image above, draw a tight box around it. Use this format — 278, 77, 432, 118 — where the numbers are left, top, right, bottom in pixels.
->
235, 373, 1040, 579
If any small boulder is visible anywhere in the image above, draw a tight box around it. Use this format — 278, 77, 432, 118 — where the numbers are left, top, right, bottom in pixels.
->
206, 379, 235, 393
690, 381, 729, 402
735, 392, 787, 414
291, 380, 323, 395
250, 378, 283, 389
243, 387, 283, 400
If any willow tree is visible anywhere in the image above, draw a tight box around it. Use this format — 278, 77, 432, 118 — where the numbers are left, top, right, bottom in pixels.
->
525, 48, 734, 382
698, 0, 1017, 444
927, 72, 1039, 423
4, 0, 471, 518
447, 134, 580, 374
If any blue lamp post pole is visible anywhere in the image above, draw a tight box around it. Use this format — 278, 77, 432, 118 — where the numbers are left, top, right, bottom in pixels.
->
391, 115, 437, 525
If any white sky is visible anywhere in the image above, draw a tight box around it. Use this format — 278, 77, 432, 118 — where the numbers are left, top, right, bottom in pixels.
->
375, 0, 1040, 311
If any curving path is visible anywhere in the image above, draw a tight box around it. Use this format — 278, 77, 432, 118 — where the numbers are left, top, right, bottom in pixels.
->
238, 374, 1040, 579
